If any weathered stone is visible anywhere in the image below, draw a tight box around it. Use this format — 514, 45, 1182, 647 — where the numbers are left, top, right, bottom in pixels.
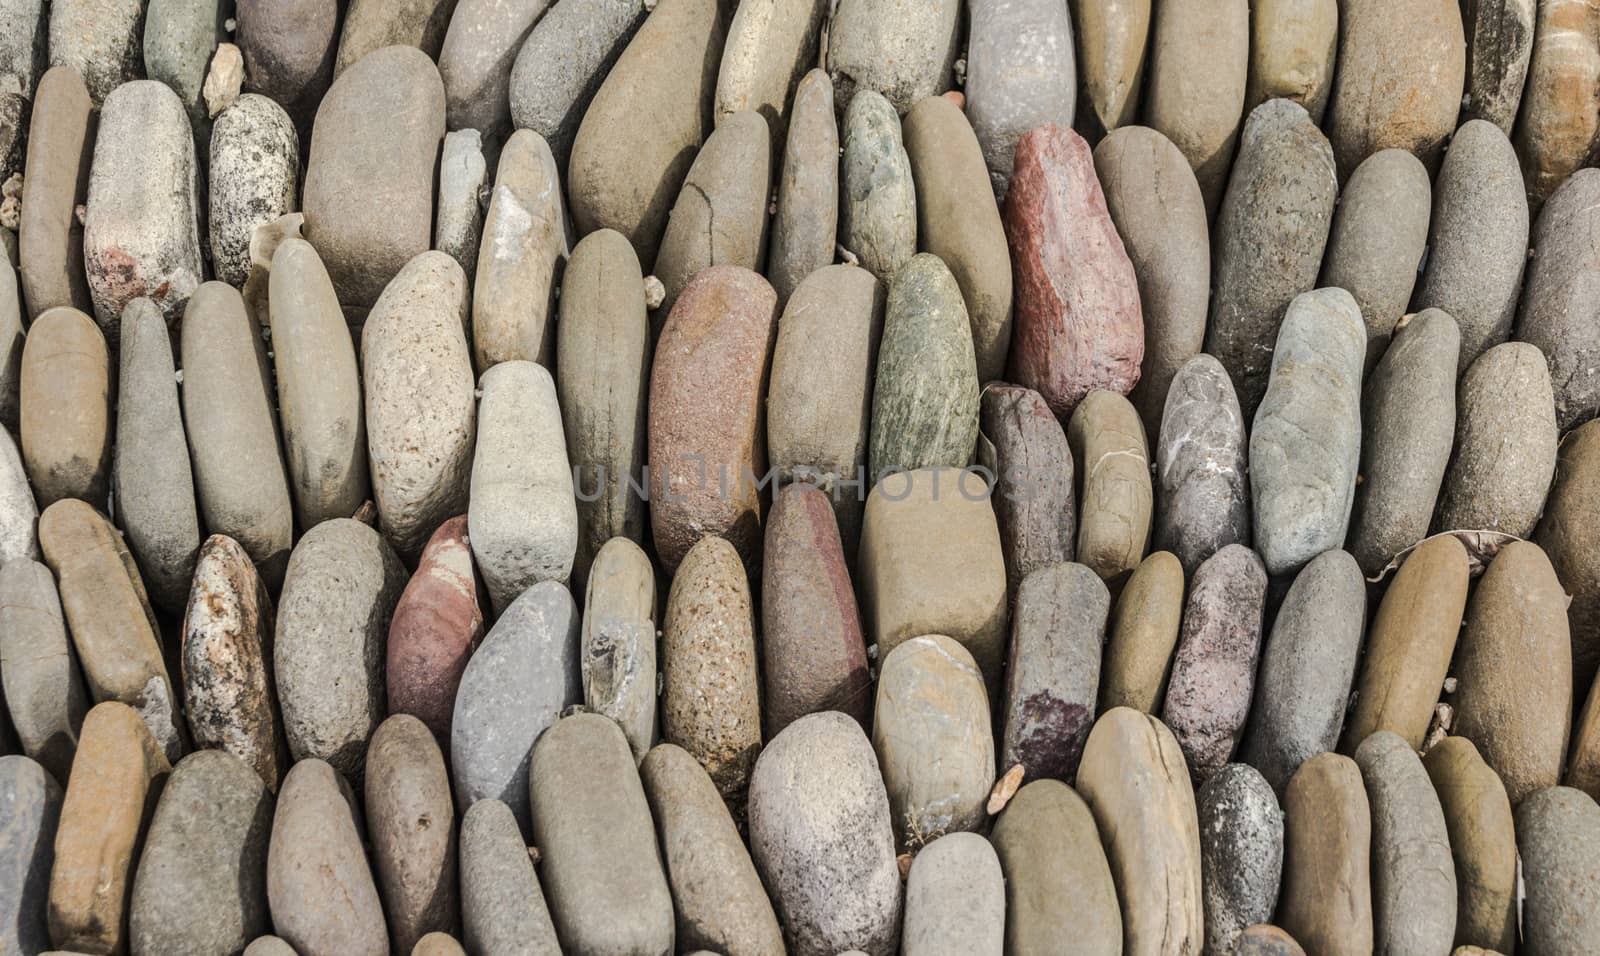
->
648, 266, 776, 572
1098, 551, 1183, 714
387, 516, 482, 744
767, 68, 837, 306
458, 799, 561, 956
1326, 0, 1465, 177
0, 561, 84, 783
981, 384, 1074, 588
0, 426, 36, 565
17, 66, 93, 320
450, 580, 579, 833
362, 252, 476, 560
1415, 120, 1529, 370
236, 0, 338, 120
472, 129, 567, 370
0, 253, 21, 432
749, 712, 901, 956
999, 563, 1105, 782
468, 360, 576, 611
1540, 419, 1600, 695
267, 758, 388, 956
1206, 99, 1337, 416
901, 832, 1004, 956
1236, 926, 1308, 956
436, 0, 548, 143
412, 933, 466, 956
181, 534, 286, 792
715, 0, 825, 139
1461, 0, 1535, 133
507, 0, 644, 165
1241, 549, 1366, 792
825, 0, 957, 114
0, 0, 47, 97
529, 713, 674, 954
1518, 167, 1600, 430
337, 0, 455, 76
210, 94, 299, 287
1423, 736, 1517, 954
1349, 309, 1460, 576
1196, 764, 1283, 956
1154, 354, 1249, 574
182, 281, 294, 585
1355, 730, 1457, 955
990, 778, 1121, 954
143, 0, 230, 145
580, 536, 656, 758
1067, 390, 1151, 584
964, 0, 1075, 197
434, 129, 485, 278
839, 90, 916, 280
302, 46, 444, 307
1245, 0, 1337, 122
1343, 534, 1470, 751
20, 306, 108, 507
1279, 753, 1373, 956
40, 500, 182, 762
1162, 544, 1267, 781
1437, 342, 1557, 537
47, 0, 144, 104
0, 755, 60, 956
243, 937, 298, 956
1143, 0, 1248, 212
1514, 0, 1600, 210
129, 749, 273, 956
366, 714, 458, 954
1249, 288, 1364, 577
1073, 0, 1149, 135
1517, 786, 1600, 954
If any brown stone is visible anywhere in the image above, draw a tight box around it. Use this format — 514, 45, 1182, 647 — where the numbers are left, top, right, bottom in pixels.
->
385, 516, 483, 744
1098, 551, 1184, 715
1067, 390, 1151, 584
365, 714, 458, 954
19, 306, 108, 508
1514, 0, 1600, 210
1072, 0, 1150, 135
989, 779, 1122, 953
1279, 752, 1373, 956
1142, 0, 1249, 213
1424, 736, 1518, 954
1236, 925, 1308, 956
17, 66, 93, 320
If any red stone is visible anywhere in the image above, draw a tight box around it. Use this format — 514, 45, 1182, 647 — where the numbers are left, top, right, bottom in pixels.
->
386, 516, 484, 742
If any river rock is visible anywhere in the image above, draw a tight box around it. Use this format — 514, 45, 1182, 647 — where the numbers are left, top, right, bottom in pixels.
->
714, 0, 825, 138
434, 129, 484, 277
0, 260, 15, 430
0, 755, 60, 956
243, 936, 298, 956
1099, 551, 1183, 713
1436, 342, 1557, 537
1461, 0, 1535, 132
210, 94, 299, 286
17, 66, 93, 319
1349, 309, 1460, 576
580, 536, 656, 757
761, 484, 870, 736
825, 0, 958, 114
1067, 389, 1151, 583
1094, 125, 1209, 434
143, 0, 230, 144
0, 561, 84, 783
507, 0, 645, 165
473, 128, 567, 370
1519, 168, 1600, 430
366, 715, 458, 953
458, 799, 561, 956
1279, 753, 1373, 956
436, 0, 548, 143
1162, 544, 1268, 781
1245, 0, 1337, 121
0, 0, 46, 96
1423, 736, 1517, 954
1249, 288, 1365, 576
999, 563, 1105, 782
413, 934, 466, 956
839, 90, 917, 279
900, 832, 1003, 955
302, 46, 444, 307
767, 68, 838, 306
236, 0, 338, 120
1540, 418, 1600, 694
20, 306, 108, 507
964, 0, 1075, 197
990, 778, 1121, 954
648, 265, 776, 572
47, 0, 143, 103
1074, 0, 1149, 135
529, 713, 674, 955
1514, 0, 1600, 209
181, 281, 294, 585
1237, 927, 1308, 956
450, 580, 580, 833
567, 0, 723, 268
981, 384, 1074, 587
362, 252, 476, 560
129, 749, 273, 956
1196, 764, 1283, 956
387, 516, 482, 743
0, 428, 35, 565
267, 758, 388, 956
749, 712, 901, 956
336, 0, 455, 75
1155, 354, 1249, 574
1143, 0, 1248, 213
182, 534, 286, 791
1355, 730, 1457, 956
1206, 99, 1338, 416
1517, 786, 1600, 954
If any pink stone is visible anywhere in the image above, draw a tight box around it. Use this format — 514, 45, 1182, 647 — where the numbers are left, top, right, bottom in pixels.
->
386, 516, 484, 742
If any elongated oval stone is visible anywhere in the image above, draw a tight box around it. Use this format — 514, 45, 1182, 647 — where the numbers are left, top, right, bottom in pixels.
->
115, 297, 200, 612
468, 360, 577, 611
901, 831, 1004, 956
767, 264, 883, 554
1094, 125, 1209, 434
0, 427, 36, 563
580, 536, 656, 757
129, 749, 273, 956
82, 81, 203, 337
749, 712, 901, 956
303, 46, 444, 307
0, 260, 17, 433
48, 702, 171, 955
181, 534, 286, 792
1155, 354, 1249, 574
362, 252, 476, 560
1078, 708, 1204, 956
387, 516, 482, 744
825, 0, 958, 114
142, 0, 229, 146
1518, 167, 1600, 430
1006, 123, 1142, 417
18, 66, 94, 320
1075, 0, 1149, 135
1326, 0, 1465, 177
714, 0, 825, 136
568, 0, 723, 268
1437, 342, 1557, 537
0, 0, 47, 99
530, 713, 674, 954
1515, 0, 1600, 209
336, 0, 456, 75
641, 742, 785, 954
761, 484, 870, 736
981, 384, 1074, 587
868, 253, 979, 480
964, 0, 1075, 198
236, 0, 338, 121
1539, 419, 1600, 691
1000, 563, 1106, 782
269, 237, 368, 529
267, 758, 388, 956
434, 129, 485, 277
366, 714, 458, 954
1518, 786, 1600, 953
0, 560, 85, 783
1461, 0, 1535, 133
1068, 390, 1151, 583
1423, 736, 1517, 954
182, 281, 294, 585
507, 0, 645, 165
450, 580, 580, 833
1143, 0, 1248, 213
459, 799, 561, 956
1242, 549, 1365, 791
1280, 753, 1373, 956
1349, 309, 1460, 576
21, 306, 109, 507
47, 0, 143, 104
1415, 119, 1529, 370
767, 68, 838, 306
839, 90, 917, 280
211, 94, 300, 287
1197, 764, 1283, 956
1250, 288, 1365, 576
990, 778, 1121, 954
0, 755, 61, 956
1162, 544, 1267, 781
1355, 730, 1457, 955
473, 128, 567, 370
1098, 550, 1183, 714
648, 265, 777, 572
1245, 0, 1337, 122
1452, 540, 1572, 805
40, 500, 182, 762
244, 936, 299, 956
436, 0, 549, 142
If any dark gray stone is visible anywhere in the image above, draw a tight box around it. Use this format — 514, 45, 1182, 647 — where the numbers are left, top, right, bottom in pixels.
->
506, 0, 644, 165
1197, 764, 1284, 956
209, 93, 299, 287
1354, 730, 1457, 956
0, 755, 61, 956
1517, 786, 1600, 956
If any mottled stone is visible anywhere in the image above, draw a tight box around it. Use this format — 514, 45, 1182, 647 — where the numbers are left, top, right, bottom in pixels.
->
1098, 551, 1183, 714
825, 0, 957, 114
1518, 167, 1600, 430
20, 307, 108, 507
964, 0, 1075, 197
1541, 418, 1600, 698
0, 561, 84, 783
337, 0, 456, 76
47, 0, 144, 103
1517, 786, 1600, 954
1245, 0, 1337, 121
714, 0, 825, 138
0, 0, 47, 97
981, 384, 1074, 588
1355, 730, 1457, 956
1143, 0, 1248, 212
366, 715, 458, 954
1514, 0, 1600, 209
0, 427, 36, 563
1424, 736, 1517, 954
990, 779, 1121, 954
1461, 0, 1535, 133
749, 712, 901, 956
580, 536, 656, 757
1279, 753, 1373, 956
236, 0, 337, 120
1067, 390, 1151, 583
1154, 354, 1249, 574
387, 516, 483, 743
0, 755, 60, 956
434, 129, 485, 277
436, 0, 548, 142
767, 68, 837, 306
901, 832, 1004, 956
210, 94, 299, 287
839, 90, 916, 280
999, 563, 1105, 782
1197, 764, 1284, 955
0, 252, 21, 432
507, 0, 644, 165
17, 66, 93, 320
243, 937, 298, 956
1236, 926, 1308, 956
143, 0, 231, 145
458, 799, 561, 956
472, 128, 567, 370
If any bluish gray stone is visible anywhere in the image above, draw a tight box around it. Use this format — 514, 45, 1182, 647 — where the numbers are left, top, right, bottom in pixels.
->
0, 755, 61, 956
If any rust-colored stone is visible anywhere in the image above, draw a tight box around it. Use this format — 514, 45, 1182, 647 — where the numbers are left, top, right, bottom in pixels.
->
386, 515, 484, 745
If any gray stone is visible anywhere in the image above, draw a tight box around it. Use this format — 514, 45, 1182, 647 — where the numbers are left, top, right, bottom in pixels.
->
0, 249, 21, 432
1155, 354, 1249, 574
714, 0, 825, 139
980, 384, 1075, 587
580, 537, 656, 758
839, 89, 916, 280
1460, 0, 1535, 133
437, 0, 550, 143
47, 0, 145, 103
1354, 730, 1457, 956
989, 778, 1122, 953
1518, 167, 1600, 430
365, 714, 458, 954
143, 0, 231, 143
17, 66, 93, 320
767, 68, 838, 307
458, 799, 561, 956
0, 561, 83, 784
0, 0, 47, 97
0, 389, 34, 558
20, 307, 109, 508
210, 93, 299, 286
825, 0, 958, 114
450, 580, 579, 833
1143, 0, 1249, 213
964, 0, 1075, 198
336, 0, 456, 76
434, 129, 485, 278
1245, 0, 1337, 122
472, 126, 567, 369
901, 832, 1004, 956
507, 0, 644, 166
1249, 288, 1365, 577
243, 938, 297, 956
1197, 764, 1284, 956
236, 0, 338, 120
0, 755, 61, 956
1517, 786, 1600, 955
